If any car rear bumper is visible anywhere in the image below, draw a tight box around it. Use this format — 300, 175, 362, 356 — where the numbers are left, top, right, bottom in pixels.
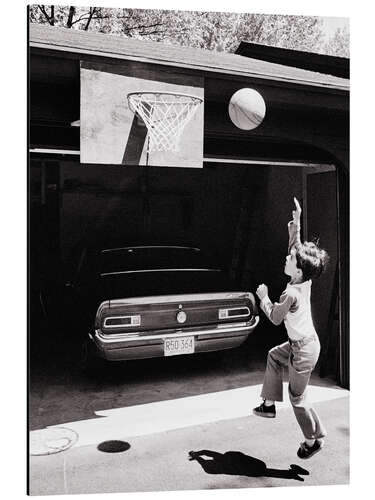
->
89, 316, 259, 361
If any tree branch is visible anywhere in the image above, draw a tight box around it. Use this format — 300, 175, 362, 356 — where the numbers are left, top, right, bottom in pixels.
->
84, 7, 97, 30
125, 22, 164, 31
138, 29, 167, 36
70, 14, 109, 26
37, 5, 53, 25
70, 13, 94, 25
66, 6, 76, 28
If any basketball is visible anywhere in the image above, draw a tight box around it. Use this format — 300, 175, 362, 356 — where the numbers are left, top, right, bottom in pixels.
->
228, 88, 266, 130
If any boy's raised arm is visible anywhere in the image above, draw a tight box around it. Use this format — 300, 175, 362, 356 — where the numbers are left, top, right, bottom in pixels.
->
288, 197, 302, 252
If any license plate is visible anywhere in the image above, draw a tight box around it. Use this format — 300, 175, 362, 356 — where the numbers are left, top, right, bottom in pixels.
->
164, 336, 195, 356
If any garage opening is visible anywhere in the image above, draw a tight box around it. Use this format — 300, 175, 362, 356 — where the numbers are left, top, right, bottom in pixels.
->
29, 158, 340, 381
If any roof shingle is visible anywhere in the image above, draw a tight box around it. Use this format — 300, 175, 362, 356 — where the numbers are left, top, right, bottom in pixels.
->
29, 23, 349, 91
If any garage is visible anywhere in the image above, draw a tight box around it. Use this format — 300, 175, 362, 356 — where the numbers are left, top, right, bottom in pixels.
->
29, 23, 349, 388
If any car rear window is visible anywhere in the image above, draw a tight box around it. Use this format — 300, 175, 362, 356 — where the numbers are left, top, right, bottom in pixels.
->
99, 246, 213, 274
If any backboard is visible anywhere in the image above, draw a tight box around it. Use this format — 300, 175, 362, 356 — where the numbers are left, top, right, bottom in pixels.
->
80, 61, 204, 167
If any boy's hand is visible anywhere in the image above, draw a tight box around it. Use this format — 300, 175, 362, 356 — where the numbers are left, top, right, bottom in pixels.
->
292, 197, 302, 225
256, 284, 268, 300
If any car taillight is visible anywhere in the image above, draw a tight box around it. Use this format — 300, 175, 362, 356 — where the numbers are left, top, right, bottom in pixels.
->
103, 315, 141, 328
218, 307, 250, 319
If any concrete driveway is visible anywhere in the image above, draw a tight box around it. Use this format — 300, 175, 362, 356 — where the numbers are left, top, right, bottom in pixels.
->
29, 341, 349, 495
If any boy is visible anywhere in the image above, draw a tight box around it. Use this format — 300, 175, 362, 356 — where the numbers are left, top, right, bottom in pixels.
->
253, 197, 329, 459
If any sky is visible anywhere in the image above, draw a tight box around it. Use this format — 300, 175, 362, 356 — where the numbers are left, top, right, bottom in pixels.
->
320, 16, 349, 39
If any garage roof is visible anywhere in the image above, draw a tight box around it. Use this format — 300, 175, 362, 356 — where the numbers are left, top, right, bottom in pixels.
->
236, 41, 349, 79
29, 23, 349, 92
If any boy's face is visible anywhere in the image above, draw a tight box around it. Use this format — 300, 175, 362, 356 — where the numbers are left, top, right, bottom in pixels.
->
284, 248, 300, 278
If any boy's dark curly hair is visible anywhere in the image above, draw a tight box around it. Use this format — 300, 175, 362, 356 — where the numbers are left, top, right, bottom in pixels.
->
295, 240, 329, 281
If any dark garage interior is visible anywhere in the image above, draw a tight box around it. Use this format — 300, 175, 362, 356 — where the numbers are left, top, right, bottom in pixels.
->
29, 158, 340, 381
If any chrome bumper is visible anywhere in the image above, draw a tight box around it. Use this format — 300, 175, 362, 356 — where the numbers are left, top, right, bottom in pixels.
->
93, 316, 259, 345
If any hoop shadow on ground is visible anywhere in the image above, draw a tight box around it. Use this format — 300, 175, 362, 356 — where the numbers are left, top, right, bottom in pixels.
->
188, 450, 309, 481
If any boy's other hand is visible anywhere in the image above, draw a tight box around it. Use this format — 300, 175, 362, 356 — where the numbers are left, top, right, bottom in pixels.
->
256, 284, 268, 300
292, 197, 302, 225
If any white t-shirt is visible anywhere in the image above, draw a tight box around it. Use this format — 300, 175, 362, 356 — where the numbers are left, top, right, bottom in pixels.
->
260, 280, 317, 341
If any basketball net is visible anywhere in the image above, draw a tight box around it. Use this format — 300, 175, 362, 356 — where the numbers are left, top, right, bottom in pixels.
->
127, 92, 202, 154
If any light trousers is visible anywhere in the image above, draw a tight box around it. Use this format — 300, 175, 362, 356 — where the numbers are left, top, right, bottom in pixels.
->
260, 336, 327, 440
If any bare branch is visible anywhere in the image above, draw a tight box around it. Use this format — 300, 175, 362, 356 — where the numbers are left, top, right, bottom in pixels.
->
125, 22, 164, 31
37, 5, 53, 25
66, 6, 76, 28
138, 30, 167, 36
70, 16, 89, 26
70, 13, 109, 26
70, 13, 94, 25
84, 7, 97, 31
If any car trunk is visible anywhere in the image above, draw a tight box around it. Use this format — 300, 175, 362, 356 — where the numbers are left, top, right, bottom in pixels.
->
100, 269, 236, 300
97, 291, 256, 334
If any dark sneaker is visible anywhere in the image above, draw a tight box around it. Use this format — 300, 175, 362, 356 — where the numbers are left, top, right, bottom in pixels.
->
252, 402, 276, 418
297, 439, 324, 459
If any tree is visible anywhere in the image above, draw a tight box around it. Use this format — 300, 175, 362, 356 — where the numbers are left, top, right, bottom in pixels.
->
29, 5, 103, 30
28, 6, 348, 57
164, 12, 325, 53
28, 5, 171, 35
324, 26, 350, 58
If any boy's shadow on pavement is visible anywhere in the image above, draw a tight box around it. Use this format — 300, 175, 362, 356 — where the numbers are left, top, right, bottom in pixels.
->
188, 450, 309, 482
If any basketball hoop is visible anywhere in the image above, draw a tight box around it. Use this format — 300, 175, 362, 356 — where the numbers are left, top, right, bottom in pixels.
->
127, 92, 203, 154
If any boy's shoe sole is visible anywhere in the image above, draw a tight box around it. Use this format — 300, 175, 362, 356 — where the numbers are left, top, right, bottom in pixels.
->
297, 440, 324, 459
252, 409, 276, 418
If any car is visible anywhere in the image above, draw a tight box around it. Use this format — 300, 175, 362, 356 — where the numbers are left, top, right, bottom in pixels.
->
66, 245, 259, 369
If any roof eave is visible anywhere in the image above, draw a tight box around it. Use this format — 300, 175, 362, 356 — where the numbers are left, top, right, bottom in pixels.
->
29, 40, 350, 93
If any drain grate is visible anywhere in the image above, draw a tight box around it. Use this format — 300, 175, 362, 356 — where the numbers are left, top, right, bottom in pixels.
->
30, 427, 78, 455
